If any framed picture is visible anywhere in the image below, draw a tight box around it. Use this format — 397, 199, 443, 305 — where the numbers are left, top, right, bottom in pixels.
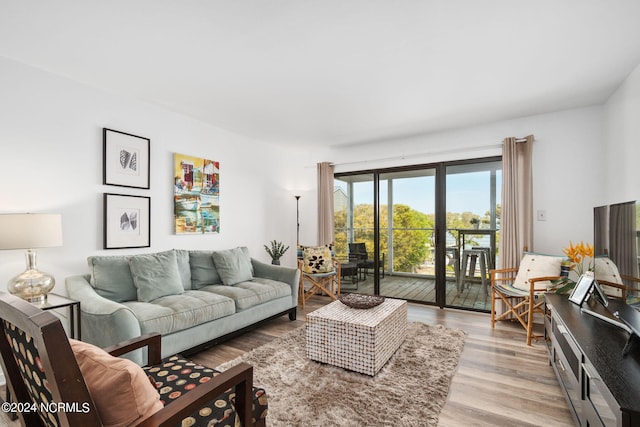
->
173, 152, 220, 234
569, 272, 596, 306
103, 128, 150, 189
104, 193, 150, 249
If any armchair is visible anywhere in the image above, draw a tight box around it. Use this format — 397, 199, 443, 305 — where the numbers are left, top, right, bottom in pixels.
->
298, 245, 341, 308
0, 292, 267, 427
490, 253, 564, 345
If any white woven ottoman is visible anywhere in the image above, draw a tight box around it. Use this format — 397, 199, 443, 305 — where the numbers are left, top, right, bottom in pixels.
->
306, 298, 407, 376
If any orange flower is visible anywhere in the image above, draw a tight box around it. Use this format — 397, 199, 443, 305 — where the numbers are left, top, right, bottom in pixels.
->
562, 241, 594, 276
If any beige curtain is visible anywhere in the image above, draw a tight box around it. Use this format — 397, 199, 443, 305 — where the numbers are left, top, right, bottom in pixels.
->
317, 162, 334, 246
609, 201, 639, 282
499, 135, 534, 268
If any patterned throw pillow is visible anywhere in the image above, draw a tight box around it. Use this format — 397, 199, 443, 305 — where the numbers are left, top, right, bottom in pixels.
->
302, 245, 334, 274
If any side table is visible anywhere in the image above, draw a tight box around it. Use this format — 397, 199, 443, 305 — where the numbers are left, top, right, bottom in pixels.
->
32, 293, 82, 339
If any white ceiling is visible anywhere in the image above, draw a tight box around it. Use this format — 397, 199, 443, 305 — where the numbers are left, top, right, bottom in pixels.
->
2, 1, 640, 148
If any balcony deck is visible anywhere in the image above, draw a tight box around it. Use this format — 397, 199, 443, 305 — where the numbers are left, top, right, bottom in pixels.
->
340, 272, 491, 311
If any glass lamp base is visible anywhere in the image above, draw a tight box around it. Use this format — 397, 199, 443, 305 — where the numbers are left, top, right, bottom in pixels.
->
7, 250, 55, 303
7, 270, 55, 303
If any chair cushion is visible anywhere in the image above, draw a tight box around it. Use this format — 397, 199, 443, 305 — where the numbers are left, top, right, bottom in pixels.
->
513, 253, 564, 291
129, 250, 185, 302
594, 256, 624, 297
144, 355, 268, 426
87, 254, 136, 302
69, 339, 163, 427
302, 245, 334, 274
212, 247, 254, 285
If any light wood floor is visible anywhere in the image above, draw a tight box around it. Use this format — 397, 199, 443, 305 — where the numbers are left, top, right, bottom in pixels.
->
0, 296, 573, 427
190, 296, 574, 427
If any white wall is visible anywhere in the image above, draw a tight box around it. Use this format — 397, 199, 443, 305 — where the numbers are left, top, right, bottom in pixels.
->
327, 106, 607, 256
603, 62, 640, 204
0, 58, 315, 292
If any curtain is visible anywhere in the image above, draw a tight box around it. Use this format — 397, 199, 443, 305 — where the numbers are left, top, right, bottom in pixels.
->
609, 201, 639, 285
499, 135, 534, 268
317, 162, 334, 246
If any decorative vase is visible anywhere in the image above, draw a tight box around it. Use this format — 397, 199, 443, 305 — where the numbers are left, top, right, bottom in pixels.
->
271, 259, 280, 265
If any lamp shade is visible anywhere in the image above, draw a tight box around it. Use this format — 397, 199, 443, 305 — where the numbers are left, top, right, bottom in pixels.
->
0, 214, 63, 250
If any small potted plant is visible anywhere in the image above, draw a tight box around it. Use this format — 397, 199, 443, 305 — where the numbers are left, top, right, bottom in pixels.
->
264, 240, 289, 265
470, 217, 480, 229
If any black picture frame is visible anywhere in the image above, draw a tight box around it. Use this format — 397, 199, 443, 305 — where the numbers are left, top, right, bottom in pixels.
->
569, 273, 596, 306
103, 128, 150, 189
103, 193, 150, 249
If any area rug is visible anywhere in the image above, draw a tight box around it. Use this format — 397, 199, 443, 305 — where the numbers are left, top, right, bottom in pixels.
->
217, 322, 466, 427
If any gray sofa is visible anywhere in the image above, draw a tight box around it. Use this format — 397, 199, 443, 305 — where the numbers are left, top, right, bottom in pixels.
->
66, 247, 299, 364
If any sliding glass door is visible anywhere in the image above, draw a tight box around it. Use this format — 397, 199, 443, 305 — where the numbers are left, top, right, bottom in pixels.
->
334, 157, 501, 311
378, 169, 437, 303
445, 161, 501, 311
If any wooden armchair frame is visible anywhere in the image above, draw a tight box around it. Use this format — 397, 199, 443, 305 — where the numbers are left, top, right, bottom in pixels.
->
490, 267, 561, 345
0, 293, 260, 427
298, 258, 341, 309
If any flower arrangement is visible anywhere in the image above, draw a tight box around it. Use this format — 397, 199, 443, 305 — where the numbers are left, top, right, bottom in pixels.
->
264, 240, 289, 265
552, 241, 595, 294
563, 241, 594, 276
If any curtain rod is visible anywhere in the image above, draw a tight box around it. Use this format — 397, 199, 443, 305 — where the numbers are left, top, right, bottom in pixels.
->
328, 142, 503, 168
312, 135, 532, 169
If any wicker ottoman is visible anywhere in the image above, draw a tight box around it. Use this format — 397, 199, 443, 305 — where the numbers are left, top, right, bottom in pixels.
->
306, 298, 407, 376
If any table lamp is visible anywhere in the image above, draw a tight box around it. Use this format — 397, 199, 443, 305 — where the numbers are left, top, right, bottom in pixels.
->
0, 213, 63, 303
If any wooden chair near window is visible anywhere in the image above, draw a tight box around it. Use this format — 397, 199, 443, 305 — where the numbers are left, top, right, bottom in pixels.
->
0, 292, 267, 427
298, 245, 341, 309
490, 253, 564, 345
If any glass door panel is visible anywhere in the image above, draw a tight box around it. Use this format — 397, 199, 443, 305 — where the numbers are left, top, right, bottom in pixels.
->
378, 169, 436, 303
445, 161, 501, 310
334, 174, 375, 294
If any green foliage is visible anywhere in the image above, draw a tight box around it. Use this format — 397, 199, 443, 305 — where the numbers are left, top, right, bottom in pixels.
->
335, 203, 501, 274
264, 240, 289, 260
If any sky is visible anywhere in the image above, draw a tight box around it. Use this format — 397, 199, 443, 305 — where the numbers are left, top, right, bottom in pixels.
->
336, 170, 502, 216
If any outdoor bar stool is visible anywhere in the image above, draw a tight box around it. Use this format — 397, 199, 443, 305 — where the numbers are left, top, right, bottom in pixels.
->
445, 247, 461, 284
458, 248, 488, 295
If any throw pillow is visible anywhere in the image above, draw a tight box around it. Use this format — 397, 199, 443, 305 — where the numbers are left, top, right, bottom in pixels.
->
173, 249, 192, 290
189, 250, 223, 289
87, 255, 136, 302
129, 251, 184, 302
513, 253, 564, 291
69, 339, 163, 427
211, 247, 254, 285
594, 256, 623, 298
302, 245, 334, 274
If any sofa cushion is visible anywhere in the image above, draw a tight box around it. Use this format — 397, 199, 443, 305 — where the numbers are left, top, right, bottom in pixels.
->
201, 278, 291, 310
189, 250, 223, 289
87, 254, 136, 302
123, 290, 235, 335
69, 339, 163, 427
129, 251, 185, 302
212, 247, 254, 285
174, 249, 192, 291
513, 253, 564, 291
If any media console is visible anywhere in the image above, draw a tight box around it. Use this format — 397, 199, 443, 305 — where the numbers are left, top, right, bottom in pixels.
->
545, 293, 640, 426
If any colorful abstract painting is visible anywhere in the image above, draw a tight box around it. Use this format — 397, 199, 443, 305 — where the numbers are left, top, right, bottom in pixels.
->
174, 153, 220, 234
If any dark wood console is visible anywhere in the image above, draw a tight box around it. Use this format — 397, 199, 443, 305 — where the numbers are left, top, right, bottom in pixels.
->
545, 293, 640, 426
